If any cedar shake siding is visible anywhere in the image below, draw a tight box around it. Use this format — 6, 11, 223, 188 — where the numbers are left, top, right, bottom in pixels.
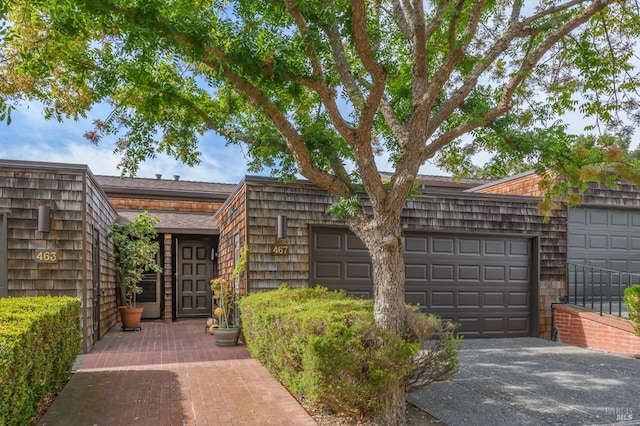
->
471, 171, 545, 197
0, 160, 118, 352
218, 177, 566, 339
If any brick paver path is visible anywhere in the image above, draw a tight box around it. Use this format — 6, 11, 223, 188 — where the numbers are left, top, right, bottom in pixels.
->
39, 320, 317, 425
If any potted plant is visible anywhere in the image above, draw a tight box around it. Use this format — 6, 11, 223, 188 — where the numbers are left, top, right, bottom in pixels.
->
210, 246, 248, 345
108, 211, 162, 330
210, 277, 241, 346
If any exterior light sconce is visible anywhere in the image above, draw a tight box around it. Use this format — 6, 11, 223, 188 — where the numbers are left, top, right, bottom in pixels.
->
37, 202, 58, 233
272, 215, 289, 256
277, 215, 288, 239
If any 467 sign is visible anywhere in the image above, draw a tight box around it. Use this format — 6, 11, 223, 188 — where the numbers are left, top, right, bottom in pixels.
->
35, 249, 59, 263
271, 245, 289, 255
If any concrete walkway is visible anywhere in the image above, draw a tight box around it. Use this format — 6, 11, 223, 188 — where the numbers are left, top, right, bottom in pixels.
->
39, 320, 317, 426
408, 338, 639, 426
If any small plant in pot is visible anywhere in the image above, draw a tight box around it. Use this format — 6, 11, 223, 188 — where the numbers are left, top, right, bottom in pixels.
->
210, 277, 241, 346
109, 211, 162, 330
210, 246, 247, 345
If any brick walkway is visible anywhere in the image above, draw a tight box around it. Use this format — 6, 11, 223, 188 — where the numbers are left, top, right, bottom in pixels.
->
39, 320, 317, 426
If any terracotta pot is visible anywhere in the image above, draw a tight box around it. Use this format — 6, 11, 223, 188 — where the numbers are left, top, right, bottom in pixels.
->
118, 306, 144, 330
213, 326, 241, 346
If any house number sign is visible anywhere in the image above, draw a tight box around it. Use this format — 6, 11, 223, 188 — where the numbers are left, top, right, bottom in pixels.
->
35, 249, 59, 263
271, 244, 289, 255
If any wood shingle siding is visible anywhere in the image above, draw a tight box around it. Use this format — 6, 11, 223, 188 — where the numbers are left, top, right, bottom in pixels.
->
218, 177, 566, 339
0, 160, 118, 352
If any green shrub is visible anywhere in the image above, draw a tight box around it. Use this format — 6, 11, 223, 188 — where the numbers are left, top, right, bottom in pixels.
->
0, 296, 82, 425
624, 285, 640, 336
239, 285, 460, 418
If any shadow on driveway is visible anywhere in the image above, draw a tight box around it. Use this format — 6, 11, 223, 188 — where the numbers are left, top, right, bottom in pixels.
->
408, 338, 638, 426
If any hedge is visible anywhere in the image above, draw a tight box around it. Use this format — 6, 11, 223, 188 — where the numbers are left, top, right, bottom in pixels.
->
239, 285, 459, 418
0, 296, 82, 425
624, 285, 640, 336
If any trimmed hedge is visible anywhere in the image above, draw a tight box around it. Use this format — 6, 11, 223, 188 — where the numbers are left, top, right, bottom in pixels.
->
239, 285, 459, 418
0, 296, 82, 425
624, 285, 640, 336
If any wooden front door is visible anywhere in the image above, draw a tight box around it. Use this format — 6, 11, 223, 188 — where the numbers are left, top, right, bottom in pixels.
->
177, 240, 212, 317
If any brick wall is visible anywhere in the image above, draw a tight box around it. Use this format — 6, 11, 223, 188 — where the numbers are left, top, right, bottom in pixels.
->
553, 304, 640, 357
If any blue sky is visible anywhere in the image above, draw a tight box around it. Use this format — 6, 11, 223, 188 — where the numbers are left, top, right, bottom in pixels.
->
0, 102, 255, 183
1, 101, 637, 184
0, 101, 448, 183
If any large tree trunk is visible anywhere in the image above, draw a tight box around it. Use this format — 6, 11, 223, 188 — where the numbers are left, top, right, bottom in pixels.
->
355, 222, 407, 425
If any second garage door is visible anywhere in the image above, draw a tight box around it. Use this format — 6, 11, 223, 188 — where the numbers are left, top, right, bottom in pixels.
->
310, 227, 535, 338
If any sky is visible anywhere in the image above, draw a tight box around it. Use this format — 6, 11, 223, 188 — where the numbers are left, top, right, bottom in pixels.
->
1, 100, 637, 185
0, 101, 449, 184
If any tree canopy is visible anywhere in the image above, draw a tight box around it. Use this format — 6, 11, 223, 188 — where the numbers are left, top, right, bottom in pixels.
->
3, 2, 640, 422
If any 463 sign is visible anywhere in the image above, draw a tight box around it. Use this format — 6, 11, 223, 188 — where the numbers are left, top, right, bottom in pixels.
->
271, 244, 289, 255
35, 249, 59, 263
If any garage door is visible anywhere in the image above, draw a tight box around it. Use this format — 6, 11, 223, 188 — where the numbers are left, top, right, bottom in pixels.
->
568, 207, 640, 273
567, 207, 640, 299
310, 227, 534, 338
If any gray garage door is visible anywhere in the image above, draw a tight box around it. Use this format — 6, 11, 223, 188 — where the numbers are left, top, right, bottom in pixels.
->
568, 207, 640, 272
567, 207, 640, 299
310, 227, 534, 338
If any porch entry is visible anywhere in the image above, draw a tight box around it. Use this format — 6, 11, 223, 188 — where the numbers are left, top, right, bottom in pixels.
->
176, 239, 213, 317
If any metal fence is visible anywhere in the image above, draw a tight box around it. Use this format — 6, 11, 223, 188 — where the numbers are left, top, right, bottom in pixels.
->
567, 263, 640, 318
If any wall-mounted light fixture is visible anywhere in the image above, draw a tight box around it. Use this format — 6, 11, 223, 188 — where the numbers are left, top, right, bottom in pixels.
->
37, 202, 58, 233
277, 215, 288, 239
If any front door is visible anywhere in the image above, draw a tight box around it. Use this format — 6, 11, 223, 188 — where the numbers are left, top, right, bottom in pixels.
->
177, 240, 212, 317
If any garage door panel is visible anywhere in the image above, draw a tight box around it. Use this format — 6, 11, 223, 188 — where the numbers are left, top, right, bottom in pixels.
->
510, 241, 530, 256
508, 292, 529, 306
431, 291, 454, 308
610, 212, 629, 226
509, 266, 530, 281
346, 234, 367, 251
310, 227, 533, 338
346, 263, 371, 280
405, 236, 428, 253
405, 264, 427, 279
483, 292, 505, 306
406, 292, 427, 307
315, 262, 341, 278
432, 238, 455, 254
458, 265, 480, 281
588, 235, 607, 249
431, 264, 454, 280
589, 210, 607, 225
315, 233, 342, 250
485, 240, 506, 255
484, 266, 505, 281
459, 239, 481, 255
610, 236, 629, 250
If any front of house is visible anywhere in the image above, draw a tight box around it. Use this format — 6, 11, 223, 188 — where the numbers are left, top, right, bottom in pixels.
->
2, 160, 639, 352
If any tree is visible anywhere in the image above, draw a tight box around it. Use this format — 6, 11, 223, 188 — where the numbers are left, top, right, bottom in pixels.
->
108, 212, 162, 308
466, 133, 636, 180
3, 1, 640, 423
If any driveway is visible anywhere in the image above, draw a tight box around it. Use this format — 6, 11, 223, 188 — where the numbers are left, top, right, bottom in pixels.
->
408, 338, 638, 426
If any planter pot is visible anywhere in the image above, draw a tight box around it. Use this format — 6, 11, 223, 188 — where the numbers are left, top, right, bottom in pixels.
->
119, 306, 144, 331
213, 326, 241, 346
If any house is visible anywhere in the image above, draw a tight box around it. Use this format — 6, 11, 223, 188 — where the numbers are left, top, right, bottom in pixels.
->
2, 160, 638, 353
